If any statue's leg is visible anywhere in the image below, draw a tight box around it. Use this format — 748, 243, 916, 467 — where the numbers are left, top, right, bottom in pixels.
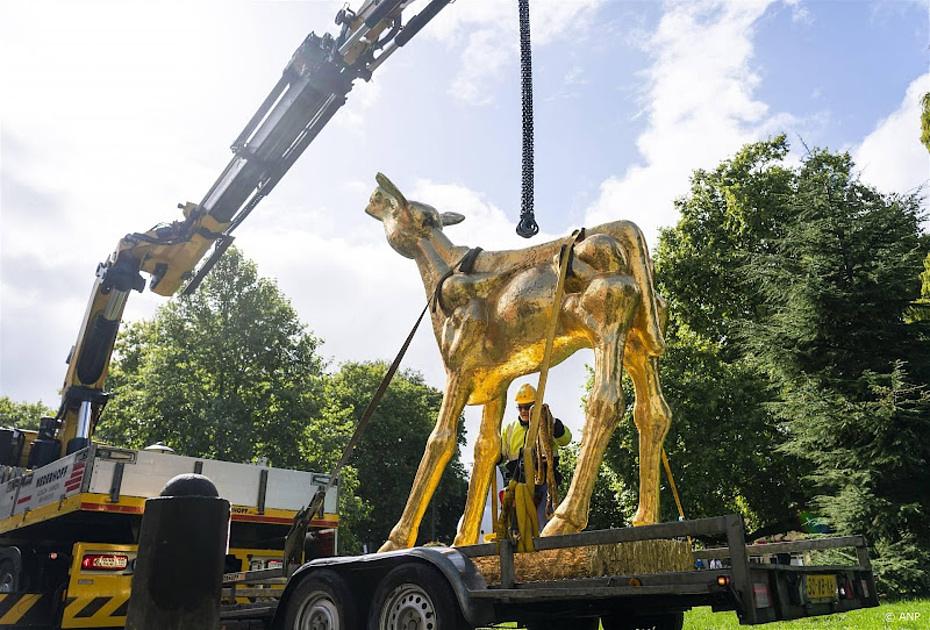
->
379, 372, 471, 552
624, 331, 672, 526
542, 276, 638, 536
454, 390, 508, 546
603, 221, 666, 356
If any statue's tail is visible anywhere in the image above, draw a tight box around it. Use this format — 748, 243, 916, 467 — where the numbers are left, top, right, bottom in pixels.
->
604, 222, 666, 356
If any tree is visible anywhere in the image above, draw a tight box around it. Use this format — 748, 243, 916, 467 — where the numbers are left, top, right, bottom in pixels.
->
99, 247, 327, 469
596, 138, 929, 599
602, 329, 804, 531
656, 136, 796, 357
743, 149, 930, 596
97, 248, 381, 550
0, 397, 54, 431
96, 249, 470, 554
745, 151, 927, 385
924, 253, 930, 301
311, 361, 467, 550
921, 92, 930, 153
910, 252, 930, 322
558, 442, 632, 530
603, 137, 810, 532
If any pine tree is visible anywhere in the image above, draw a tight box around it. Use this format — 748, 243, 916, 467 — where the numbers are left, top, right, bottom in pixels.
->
744, 150, 930, 596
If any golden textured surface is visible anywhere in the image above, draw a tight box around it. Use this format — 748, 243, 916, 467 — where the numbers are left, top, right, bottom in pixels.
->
366, 174, 672, 552
471, 539, 694, 584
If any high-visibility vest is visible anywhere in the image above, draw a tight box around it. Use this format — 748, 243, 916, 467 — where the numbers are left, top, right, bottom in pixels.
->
500, 418, 571, 464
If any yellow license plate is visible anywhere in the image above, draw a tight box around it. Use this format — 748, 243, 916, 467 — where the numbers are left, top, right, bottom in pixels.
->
806, 574, 837, 602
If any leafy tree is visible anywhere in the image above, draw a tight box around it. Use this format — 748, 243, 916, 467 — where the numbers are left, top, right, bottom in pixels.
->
921, 92, 930, 153
656, 136, 795, 357
99, 247, 326, 469
910, 252, 930, 322
97, 249, 470, 554
745, 151, 927, 384
97, 248, 380, 550
558, 443, 631, 530
924, 253, 930, 300
743, 149, 930, 596
312, 361, 467, 550
776, 369, 930, 595
593, 138, 929, 599
602, 328, 803, 531
0, 397, 54, 431
597, 137, 810, 533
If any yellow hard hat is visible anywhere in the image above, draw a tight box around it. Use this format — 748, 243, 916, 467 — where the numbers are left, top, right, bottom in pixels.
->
515, 383, 537, 405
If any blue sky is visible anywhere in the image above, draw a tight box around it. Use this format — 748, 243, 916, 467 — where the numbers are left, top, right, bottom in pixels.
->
1, 0, 928, 470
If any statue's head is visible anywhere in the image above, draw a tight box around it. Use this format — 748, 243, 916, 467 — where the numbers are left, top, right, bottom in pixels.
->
365, 173, 465, 259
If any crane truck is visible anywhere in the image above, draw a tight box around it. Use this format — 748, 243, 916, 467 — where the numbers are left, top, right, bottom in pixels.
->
0, 1, 452, 627
0, 1, 881, 629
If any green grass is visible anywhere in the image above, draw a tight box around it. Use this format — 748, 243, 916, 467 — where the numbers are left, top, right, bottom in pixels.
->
479, 600, 930, 629
684, 600, 930, 629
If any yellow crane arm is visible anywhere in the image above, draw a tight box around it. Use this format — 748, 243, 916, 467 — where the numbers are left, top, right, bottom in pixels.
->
22, 0, 454, 467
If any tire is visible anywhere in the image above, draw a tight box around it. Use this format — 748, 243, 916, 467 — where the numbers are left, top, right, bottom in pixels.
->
280, 569, 358, 630
0, 560, 15, 594
368, 562, 468, 630
526, 617, 599, 630
601, 611, 684, 630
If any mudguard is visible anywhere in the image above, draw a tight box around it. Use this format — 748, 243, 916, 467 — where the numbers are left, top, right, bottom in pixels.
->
274, 546, 494, 628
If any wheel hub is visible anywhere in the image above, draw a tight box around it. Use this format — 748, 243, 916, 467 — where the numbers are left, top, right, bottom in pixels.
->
380, 584, 437, 630
296, 593, 340, 630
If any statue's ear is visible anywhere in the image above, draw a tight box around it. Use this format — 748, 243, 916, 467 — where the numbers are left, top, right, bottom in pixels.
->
375, 172, 408, 207
440, 212, 465, 226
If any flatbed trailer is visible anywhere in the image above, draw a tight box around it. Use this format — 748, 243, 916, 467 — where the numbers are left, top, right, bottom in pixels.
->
220, 514, 878, 629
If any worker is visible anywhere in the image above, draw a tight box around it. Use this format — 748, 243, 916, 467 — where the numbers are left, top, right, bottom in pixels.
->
499, 383, 572, 532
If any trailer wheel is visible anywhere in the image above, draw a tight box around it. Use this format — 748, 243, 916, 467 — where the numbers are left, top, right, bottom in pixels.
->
368, 562, 467, 630
281, 569, 357, 630
0, 560, 15, 593
600, 611, 684, 630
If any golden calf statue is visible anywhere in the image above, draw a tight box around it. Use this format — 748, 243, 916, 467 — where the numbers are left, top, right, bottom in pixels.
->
366, 174, 672, 552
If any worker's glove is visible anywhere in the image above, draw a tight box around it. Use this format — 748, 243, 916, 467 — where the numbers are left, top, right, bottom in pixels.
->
504, 453, 522, 482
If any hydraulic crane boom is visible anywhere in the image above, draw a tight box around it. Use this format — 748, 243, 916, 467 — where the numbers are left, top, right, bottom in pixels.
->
36, 0, 453, 465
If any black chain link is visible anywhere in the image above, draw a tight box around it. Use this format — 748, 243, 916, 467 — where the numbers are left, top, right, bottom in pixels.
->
516, 0, 539, 238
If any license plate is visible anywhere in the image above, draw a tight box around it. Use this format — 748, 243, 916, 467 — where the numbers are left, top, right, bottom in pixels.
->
806, 574, 837, 602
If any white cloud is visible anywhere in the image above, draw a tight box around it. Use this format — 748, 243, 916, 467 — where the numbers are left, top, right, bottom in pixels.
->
409, 179, 562, 248
334, 79, 382, 134
784, 0, 814, 25
231, 176, 593, 452
584, 0, 786, 247
449, 30, 512, 106
419, 0, 603, 105
854, 72, 930, 205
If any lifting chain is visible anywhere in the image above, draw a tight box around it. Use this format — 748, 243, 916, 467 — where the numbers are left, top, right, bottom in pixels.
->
515, 0, 539, 239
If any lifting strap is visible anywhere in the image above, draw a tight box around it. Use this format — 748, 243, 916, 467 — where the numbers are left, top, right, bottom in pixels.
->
662, 449, 686, 521
284, 250, 473, 573
537, 404, 559, 519
497, 229, 584, 551
662, 447, 690, 546
490, 228, 688, 549
433, 247, 482, 313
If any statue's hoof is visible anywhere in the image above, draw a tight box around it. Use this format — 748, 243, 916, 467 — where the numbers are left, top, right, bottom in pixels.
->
378, 538, 403, 553
452, 533, 471, 547
540, 515, 580, 537
631, 509, 655, 527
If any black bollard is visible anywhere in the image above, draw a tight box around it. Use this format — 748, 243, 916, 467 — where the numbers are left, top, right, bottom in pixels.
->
126, 474, 230, 630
